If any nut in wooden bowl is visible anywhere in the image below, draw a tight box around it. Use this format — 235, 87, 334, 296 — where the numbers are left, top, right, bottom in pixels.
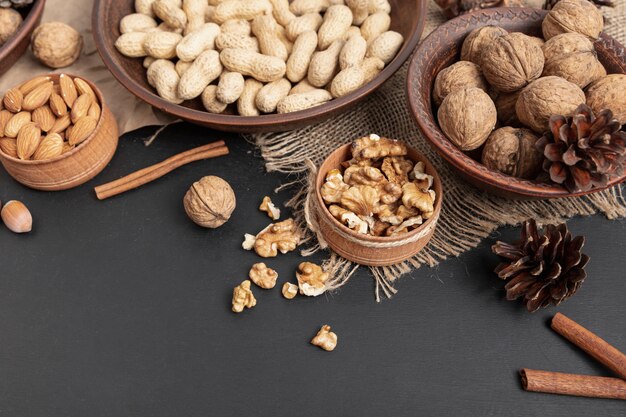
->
0, 73, 118, 191
315, 136, 443, 266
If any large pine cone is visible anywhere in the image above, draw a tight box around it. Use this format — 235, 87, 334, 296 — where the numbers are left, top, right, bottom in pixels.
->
536, 104, 626, 193
492, 219, 589, 312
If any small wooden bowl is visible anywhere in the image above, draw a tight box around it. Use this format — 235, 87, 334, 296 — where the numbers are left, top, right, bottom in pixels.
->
407, 7, 626, 199
92, 0, 427, 133
314, 144, 443, 266
0, 74, 119, 191
0, 0, 46, 76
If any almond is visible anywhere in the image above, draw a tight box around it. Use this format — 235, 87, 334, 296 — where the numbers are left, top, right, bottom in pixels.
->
4, 111, 32, 138
0, 137, 18, 157
65, 125, 73, 139
16, 123, 41, 160
49, 92, 68, 117
74, 78, 96, 101
87, 101, 101, 120
3, 88, 23, 113
32, 133, 64, 160
18, 75, 52, 95
0, 109, 12, 137
68, 116, 97, 145
62, 142, 75, 154
70, 94, 93, 123
32, 105, 55, 132
22, 81, 54, 111
59, 74, 78, 108
49, 113, 71, 134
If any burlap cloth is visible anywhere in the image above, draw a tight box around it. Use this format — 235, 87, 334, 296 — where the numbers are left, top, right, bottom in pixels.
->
253, 0, 626, 300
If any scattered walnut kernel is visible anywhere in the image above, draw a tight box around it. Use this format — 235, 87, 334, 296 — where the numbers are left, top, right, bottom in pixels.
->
259, 196, 280, 220
296, 262, 329, 297
242, 218, 301, 258
249, 262, 278, 289
282, 282, 298, 299
311, 325, 338, 352
321, 136, 436, 236
232, 280, 256, 313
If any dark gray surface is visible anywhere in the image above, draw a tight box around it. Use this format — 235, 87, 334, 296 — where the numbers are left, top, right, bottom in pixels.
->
0, 123, 624, 417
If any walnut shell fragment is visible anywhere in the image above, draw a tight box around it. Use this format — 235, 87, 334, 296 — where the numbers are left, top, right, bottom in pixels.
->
460, 25, 508, 65
183, 176, 236, 228
586, 74, 626, 125
296, 262, 329, 296
433, 61, 488, 106
542, 0, 603, 41
481, 127, 542, 179
438, 87, 497, 151
542, 33, 604, 88
481, 32, 544, 93
515, 76, 585, 133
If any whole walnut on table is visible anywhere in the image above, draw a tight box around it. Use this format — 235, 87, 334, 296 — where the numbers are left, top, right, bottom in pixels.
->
183, 175, 236, 228
31, 22, 83, 68
542, 33, 605, 88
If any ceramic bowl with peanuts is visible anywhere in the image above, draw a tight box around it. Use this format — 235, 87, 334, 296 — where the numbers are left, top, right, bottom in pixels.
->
93, 0, 427, 133
0, 73, 119, 191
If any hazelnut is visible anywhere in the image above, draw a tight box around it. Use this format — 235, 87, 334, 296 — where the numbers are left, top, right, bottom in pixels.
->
183, 176, 236, 228
585, 74, 626, 124
31, 22, 83, 68
433, 61, 488, 106
460, 25, 508, 65
542, 0, 603, 41
1, 200, 32, 234
437, 87, 497, 151
0, 8, 22, 45
495, 90, 521, 125
481, 127, 542, 179
542, 33, 604, 88
516, 76, 585, 132
482, 33, 545, 93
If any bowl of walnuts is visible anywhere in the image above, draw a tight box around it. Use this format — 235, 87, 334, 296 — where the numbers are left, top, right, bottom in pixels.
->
92, 0, 427, 133
407, 4, 626, 199
315, 135, 442, 266
0, 0, 46, 76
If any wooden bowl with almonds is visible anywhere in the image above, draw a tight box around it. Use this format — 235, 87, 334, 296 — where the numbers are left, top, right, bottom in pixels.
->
0, 73, 118, 191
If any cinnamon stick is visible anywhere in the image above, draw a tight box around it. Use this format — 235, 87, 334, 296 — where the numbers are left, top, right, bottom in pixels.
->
552, 313, 626, 380
520, 369, 626, 400
95, 141, 229, 200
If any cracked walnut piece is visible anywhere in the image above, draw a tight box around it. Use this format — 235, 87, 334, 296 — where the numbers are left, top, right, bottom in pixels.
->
351, 134, 408, 161
321, 169, 349, 204
249, 263, 278, 289
296, 262, 329, 297
232, 280, 256, 313
282, 282, 298, 299
259, 196, 280, 220
242, 218, 301, 258
311, 325, 338, 352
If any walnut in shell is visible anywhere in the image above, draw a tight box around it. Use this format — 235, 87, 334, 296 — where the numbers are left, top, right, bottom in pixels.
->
460, 25, 508, 66
495, 90, 521, 125
542, 33, 604, 88
515, 76, 585, 132
542, 0, 603, 41
481, 32, 544, 93
437, 87, 497, 151
433, 61, 489, 106
31, 22, 83, 68
183, 176, 236, 228
585, 74, 626, 124
0, 8, 22, 45
481, 127, 542, 179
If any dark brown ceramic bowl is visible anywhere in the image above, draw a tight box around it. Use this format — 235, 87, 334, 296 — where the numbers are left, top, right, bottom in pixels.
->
92, 0, 427, 133
0, 0, 46, 76
407, 7, 626, 199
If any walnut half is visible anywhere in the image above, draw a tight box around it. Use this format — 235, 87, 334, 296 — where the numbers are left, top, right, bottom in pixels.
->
310, 325, 338, 351
241, 218, 301, 258
296, 262, 329, 297
232, 280, 256, 313
249, 263, 278, 289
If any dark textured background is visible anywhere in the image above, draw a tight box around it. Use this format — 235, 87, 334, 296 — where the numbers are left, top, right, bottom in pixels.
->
0, 124, 624, 416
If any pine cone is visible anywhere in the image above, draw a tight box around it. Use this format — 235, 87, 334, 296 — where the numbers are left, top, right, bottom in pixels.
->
492, 220, 589, 312
536, 104, 626, 193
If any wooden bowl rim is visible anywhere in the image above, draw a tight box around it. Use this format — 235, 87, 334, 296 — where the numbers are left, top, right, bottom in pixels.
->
406, 7, 626, 199
0, 0, 46, 64
315, 143, 443, 243
0, 73, 109, 165
91, 0, 428, 130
